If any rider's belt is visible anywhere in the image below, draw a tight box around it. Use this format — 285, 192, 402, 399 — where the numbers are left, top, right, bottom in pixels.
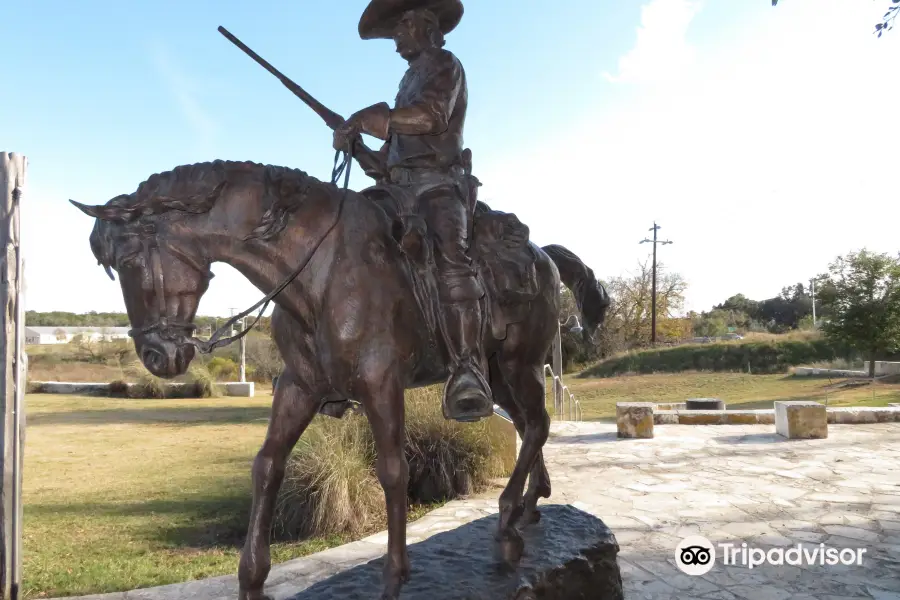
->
389, 165, 464, 186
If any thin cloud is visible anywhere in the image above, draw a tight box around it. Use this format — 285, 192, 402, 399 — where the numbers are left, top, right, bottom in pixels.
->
603, 0, 701, 84
480, 0, 900, 315
148, 41, 218, 149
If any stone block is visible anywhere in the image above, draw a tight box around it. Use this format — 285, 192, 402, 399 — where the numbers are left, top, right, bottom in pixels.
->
685, 397, 725, 410
616, 402, 654, 438
222, 382, 255, 397
285, 505, 624, 600
863, 361, 900, 376
775, 401, 827, 439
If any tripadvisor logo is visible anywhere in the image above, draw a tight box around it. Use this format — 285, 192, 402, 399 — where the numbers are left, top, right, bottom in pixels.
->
675, 535, 868, 574
675, 536, 716, 575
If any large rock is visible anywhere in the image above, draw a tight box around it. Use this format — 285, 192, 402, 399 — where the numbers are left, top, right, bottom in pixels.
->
286, 505, 623, 600
616, 402, 654, 439
775, 400, 827, 439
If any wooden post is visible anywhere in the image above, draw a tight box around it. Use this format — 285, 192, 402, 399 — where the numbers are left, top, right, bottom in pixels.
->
0, 153, 26, 600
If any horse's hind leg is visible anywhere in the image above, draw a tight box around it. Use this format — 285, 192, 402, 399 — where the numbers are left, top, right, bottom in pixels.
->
489, 355, 550, 526
493, 356, 551, 563
238, 371, 322, 600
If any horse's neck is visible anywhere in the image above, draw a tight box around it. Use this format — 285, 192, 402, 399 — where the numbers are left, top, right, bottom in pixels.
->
195, 187, 339, 315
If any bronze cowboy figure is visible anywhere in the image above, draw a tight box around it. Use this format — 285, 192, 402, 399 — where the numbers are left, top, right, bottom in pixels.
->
331, 0, 493, 423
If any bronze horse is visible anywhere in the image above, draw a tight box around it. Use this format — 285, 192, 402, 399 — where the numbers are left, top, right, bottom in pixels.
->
71, 159, 609, 600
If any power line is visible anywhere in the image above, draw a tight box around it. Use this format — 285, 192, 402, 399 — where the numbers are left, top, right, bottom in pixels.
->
640, 221, 673, 345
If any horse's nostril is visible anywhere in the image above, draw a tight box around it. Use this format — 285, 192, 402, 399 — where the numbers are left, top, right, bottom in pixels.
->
141, 347, 165, 373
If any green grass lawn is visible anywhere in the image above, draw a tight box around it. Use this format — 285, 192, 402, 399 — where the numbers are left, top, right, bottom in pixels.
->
545, 371, 900, 421
21, 391, 455, 599
23, 393, 354, 599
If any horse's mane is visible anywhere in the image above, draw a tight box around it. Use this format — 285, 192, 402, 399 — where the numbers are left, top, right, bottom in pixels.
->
89, 160, 317, 267
98, 160, 311, 223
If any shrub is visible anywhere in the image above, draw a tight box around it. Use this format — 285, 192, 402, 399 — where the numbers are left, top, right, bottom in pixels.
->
207, 356, 238, 381
404, 387, 504, 503
109, 379, 130, 397
125, 365, 219, 398
581, 337, 851, 378
274, 385, 509, 540
275, 410, 383, 540
131, 374, 167, 399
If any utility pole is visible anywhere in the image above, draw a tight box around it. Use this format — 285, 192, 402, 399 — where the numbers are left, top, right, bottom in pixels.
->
640, 222, 673, 345
229, 308, 247, 383
810, 278, 816, 328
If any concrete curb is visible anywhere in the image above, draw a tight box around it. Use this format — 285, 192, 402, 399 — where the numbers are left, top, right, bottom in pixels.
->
29, 380, 255, 397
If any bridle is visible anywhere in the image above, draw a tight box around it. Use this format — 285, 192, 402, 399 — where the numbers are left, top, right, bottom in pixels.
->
125, 219, 212, 342
127, 146, 355, 354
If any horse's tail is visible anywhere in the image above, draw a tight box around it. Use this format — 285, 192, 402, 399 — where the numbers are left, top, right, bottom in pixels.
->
541, 244, 611, 341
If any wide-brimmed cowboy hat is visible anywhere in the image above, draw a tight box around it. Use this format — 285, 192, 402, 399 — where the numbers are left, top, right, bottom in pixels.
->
358, 0, 464, 40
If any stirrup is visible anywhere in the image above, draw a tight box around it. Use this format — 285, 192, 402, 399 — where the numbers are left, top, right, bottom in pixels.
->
442, 362, 494, 423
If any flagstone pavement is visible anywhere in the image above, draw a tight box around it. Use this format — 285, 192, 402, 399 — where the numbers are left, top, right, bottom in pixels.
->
57, 421, 900, 599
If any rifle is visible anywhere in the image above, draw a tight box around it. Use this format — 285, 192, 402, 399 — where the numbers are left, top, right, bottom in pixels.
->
217, 25, 345, 130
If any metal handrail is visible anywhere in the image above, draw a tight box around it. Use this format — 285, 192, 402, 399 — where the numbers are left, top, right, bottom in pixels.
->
543, 363, 582, 422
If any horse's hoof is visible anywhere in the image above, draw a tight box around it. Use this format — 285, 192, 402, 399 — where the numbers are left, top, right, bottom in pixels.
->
498, 530, 525, 564
379, 565, 409, 599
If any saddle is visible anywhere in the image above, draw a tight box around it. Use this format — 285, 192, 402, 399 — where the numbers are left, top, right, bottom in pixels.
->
362, 185, 540, 340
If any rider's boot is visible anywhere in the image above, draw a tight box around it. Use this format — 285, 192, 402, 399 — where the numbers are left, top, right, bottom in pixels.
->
439, 298, 494, 422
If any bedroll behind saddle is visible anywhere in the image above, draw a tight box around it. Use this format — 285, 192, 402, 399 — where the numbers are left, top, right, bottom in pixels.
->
471, 200, 539, 305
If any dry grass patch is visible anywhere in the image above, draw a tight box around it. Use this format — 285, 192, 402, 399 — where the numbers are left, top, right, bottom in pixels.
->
275, 387, 510, 541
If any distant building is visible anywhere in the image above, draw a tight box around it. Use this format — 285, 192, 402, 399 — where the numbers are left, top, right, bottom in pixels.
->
24, 326, 131, 345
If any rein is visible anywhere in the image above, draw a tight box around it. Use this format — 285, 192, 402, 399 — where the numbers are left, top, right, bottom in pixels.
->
132, 145, 354, 353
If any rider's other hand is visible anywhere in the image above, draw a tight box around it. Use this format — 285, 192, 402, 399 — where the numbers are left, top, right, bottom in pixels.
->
333, 123, 356, 151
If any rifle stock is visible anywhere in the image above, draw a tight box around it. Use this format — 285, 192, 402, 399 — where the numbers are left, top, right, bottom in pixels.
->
217, 26, 345, 130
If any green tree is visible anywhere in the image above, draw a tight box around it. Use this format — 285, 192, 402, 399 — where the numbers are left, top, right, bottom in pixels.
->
818, 249, 900, 377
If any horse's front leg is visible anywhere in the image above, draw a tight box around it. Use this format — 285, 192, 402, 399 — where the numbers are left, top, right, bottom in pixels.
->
358, 360, 410, 600
238, 371, 322, 600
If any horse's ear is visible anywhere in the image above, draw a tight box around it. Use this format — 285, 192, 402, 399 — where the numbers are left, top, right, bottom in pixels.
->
70, 198, 131, 222
70, 200, 107, 219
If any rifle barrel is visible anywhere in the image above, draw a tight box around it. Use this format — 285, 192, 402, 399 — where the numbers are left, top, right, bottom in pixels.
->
217, 26, 345, 130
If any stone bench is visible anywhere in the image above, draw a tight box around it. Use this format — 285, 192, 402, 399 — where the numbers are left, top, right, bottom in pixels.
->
775, 401, 827, 439
616, 402, 654, 438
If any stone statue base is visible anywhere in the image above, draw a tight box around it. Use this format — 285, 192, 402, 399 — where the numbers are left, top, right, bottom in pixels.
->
287, 504, 623, 600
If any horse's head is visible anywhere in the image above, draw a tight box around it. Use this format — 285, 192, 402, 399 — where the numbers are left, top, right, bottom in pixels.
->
580, 278, 611, 344
70, 185, 222, 378
572, 276, 611, 345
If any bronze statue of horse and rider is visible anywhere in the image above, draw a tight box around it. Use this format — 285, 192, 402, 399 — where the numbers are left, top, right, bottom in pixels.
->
71, 1, 610, 598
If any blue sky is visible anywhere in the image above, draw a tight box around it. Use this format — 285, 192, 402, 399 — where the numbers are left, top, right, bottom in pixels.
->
2, 0, 898, 318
